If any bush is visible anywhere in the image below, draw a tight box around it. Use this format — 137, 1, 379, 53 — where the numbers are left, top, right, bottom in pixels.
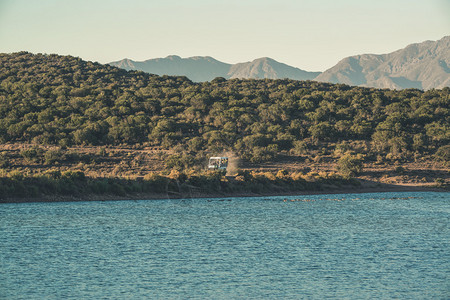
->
62, 170, 85, 181
0, 153, 8, 168
20, 147, 44, 163
337, 154, 363, 177
44, 149, 63, 165
247, 145, 278, 163
394, 166, 406, 174
434, 145, 450, 162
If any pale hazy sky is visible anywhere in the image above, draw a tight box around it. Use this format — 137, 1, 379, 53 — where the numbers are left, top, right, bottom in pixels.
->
0, 0, 449, 71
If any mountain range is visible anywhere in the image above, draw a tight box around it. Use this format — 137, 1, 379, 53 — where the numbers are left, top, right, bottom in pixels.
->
109, 56, 320, 82
109, 36, 450, 90
315, 36, 450, 90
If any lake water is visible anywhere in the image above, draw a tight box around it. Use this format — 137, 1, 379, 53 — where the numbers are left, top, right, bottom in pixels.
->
1, 192, 449, 299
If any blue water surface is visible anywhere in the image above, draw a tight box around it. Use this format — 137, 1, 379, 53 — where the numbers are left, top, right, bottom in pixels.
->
1, 192, 449, 299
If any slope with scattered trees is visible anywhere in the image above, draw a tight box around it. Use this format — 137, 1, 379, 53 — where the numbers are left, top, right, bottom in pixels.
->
0, 52, 448, 199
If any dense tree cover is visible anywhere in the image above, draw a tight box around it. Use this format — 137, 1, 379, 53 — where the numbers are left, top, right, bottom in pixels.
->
0, 52, 449, 164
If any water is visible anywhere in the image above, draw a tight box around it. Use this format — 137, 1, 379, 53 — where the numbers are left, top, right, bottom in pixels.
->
1, 192, 449, 299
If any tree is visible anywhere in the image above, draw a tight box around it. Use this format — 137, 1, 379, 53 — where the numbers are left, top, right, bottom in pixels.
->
337, 154, 363, 177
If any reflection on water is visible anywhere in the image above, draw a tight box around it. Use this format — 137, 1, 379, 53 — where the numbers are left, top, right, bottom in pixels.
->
0, 192, 449, 299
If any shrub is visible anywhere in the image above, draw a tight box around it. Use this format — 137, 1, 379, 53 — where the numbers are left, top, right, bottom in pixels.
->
276, 169, 288, 179
434, 178, 445, 187
394, 166, 406, 174
434, 145, 450, 162
0, 153, 8, 168
62, 170, 85, 181
20, 147, 44, 163
7, 170, 24, 180
337, 154, 363, 177
44, 149, 63, 165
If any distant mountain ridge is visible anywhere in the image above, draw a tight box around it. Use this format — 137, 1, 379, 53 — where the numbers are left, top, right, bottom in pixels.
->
227, 57, 320, 81
111, 55, 230, 82
109, 36, 450, 89
109, 56, 321, 82
315, 36, 450, 90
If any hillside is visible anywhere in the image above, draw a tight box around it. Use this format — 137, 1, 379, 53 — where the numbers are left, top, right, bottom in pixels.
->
109, 56, 320, 82
1, 52, 449, 158
0, 52, 449, 191
0, 52, 448, 199
315, 36, 450, 90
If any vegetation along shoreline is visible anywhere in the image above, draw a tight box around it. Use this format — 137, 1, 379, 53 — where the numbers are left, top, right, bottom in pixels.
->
1, 169, 447, 204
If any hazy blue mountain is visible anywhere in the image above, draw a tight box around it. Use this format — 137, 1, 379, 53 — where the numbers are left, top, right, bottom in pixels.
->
109, 56, 320, 82
314, 36, 450, 90
110, 36, 449, 89
228, 57, 321, 80
109, 55, 231, 82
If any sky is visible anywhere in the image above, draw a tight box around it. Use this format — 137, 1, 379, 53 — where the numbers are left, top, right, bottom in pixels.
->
0, 0, 449, 71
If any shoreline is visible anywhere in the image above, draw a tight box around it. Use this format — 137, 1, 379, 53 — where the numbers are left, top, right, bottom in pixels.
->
1, 183, 447, 204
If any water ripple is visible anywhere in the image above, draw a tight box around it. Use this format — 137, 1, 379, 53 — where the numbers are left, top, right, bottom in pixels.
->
0, 191, 449, 299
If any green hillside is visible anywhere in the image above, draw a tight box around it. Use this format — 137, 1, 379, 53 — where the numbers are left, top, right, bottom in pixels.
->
0, 52, 449, 165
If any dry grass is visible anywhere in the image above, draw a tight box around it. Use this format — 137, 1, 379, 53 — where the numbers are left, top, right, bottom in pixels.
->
0, 143, 448, 187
